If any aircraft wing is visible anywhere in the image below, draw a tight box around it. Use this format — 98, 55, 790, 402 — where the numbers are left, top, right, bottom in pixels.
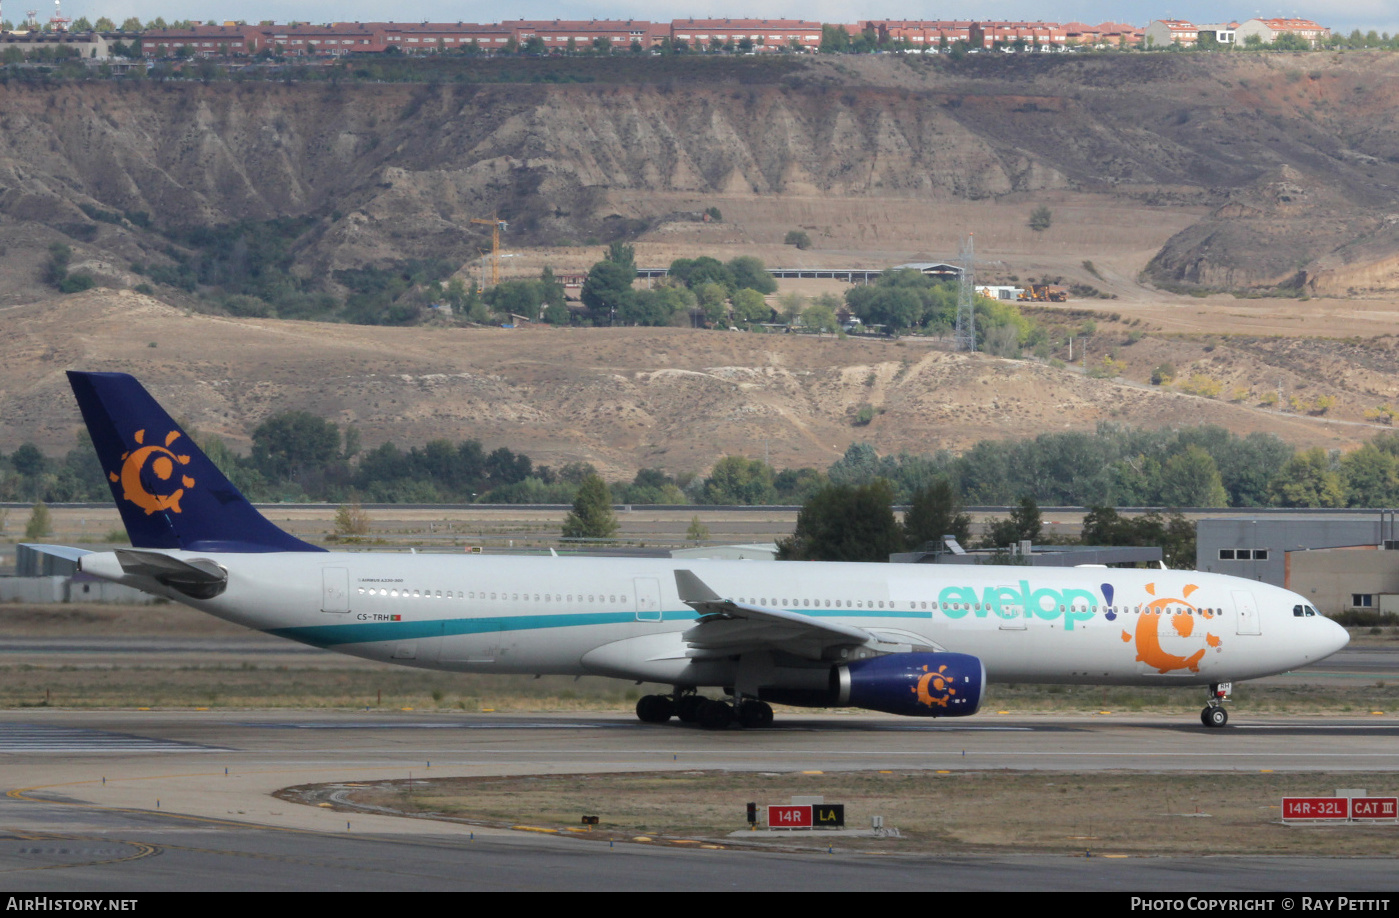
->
673, 569, 873, 658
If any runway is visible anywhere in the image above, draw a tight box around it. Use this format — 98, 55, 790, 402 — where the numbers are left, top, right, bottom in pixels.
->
3, 709, 1399, 891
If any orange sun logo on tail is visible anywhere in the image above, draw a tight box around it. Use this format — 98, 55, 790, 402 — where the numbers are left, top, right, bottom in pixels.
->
910, 664, 957, 709
108, 429, 194, 515
1119, 582, 1222, 674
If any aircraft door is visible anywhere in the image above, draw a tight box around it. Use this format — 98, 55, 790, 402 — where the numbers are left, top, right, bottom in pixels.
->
1232, 590, 1261, 635
996, 586, 1027, 630
321, 567, 350, 613
634, 577, 662, 622
440, 621, 503, 663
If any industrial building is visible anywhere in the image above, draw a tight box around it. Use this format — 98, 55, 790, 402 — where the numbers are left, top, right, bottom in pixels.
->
1197, 512, 1399, 615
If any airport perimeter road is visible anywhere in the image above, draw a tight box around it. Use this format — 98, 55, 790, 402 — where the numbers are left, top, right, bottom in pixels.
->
2, 710, 1399, 891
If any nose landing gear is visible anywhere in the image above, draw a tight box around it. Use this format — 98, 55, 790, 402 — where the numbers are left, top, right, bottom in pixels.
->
1201, 682, 1232, 728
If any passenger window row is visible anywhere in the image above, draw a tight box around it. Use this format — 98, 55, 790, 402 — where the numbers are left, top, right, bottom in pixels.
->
357, 587, 630, 604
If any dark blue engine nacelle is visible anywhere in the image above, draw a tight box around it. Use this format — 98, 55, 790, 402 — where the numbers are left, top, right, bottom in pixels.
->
832, 652, 986, 717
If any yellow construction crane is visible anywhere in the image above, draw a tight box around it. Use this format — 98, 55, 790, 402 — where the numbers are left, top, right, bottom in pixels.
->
471, 216, 509, 287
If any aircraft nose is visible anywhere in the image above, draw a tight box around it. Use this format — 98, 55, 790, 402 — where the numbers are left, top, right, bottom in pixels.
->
1322, 616, 1350, 657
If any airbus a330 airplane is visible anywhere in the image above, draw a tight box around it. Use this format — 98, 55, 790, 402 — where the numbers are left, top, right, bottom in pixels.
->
28, 371, 1349, 729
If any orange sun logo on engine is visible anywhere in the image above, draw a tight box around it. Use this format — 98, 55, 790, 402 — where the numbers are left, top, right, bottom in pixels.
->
1120, 582, 1222, 674
108, 429, 195, 515
910, 663, 957, 709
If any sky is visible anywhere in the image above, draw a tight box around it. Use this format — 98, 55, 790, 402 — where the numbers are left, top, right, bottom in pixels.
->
11, 0, 1399, 36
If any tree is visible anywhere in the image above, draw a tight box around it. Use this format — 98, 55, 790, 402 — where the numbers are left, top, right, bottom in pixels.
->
784, 229, 812, 249
800, 301, 837, 333
777, 292, 805, 325
24, 501, 52, 540
251, 411, 341, 480
11, 442, 48, 477
580, 260, 636, 322
605, 241, 636, 275
731, 288, 771, 325
668, 256, 734, 293
1029, 205, 1052, 232
1339, 445, 1399, 508
333, 500, 371, 541
561, 474, 618, 540
777, 480, 903, 561
1081, 506, 1196, 569
1158, 445, 1229, 508
982, 496, 1042, 548
727, 256, 776, 295
686, 515, 710, 542
1269, 448, 1344, 508
695, 282, 728, 325
702, 456, 776, 504
619, 286, 693, 326
903, 479, 971, 550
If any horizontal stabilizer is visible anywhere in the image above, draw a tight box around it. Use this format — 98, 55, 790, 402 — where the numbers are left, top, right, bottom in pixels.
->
19, 543, 94, 563
114, 549, 227, 599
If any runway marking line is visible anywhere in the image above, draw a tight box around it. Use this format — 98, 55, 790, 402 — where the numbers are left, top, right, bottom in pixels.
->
0, 830, 159, 873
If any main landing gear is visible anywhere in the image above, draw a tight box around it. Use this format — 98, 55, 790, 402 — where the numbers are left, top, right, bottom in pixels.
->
1200, 682, 1232, 728
635, 690, 774, 729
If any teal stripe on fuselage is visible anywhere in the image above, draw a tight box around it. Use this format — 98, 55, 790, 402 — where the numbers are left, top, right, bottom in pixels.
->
268, 610, 667, 648
266, 605, 929, 649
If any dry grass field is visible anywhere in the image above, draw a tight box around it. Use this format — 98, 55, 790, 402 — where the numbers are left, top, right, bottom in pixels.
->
299, 770, 1399, 856
4, 285, 1396, 483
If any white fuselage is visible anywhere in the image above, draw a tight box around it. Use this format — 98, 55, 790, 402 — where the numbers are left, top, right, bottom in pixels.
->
79, 551, 1350, 692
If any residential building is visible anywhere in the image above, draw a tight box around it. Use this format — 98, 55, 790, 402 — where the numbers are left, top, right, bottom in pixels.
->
1196, 22, 1239, 45
670, 18, 823, 51
1145, 19, 1198, 48
1235, 17, 1331, 47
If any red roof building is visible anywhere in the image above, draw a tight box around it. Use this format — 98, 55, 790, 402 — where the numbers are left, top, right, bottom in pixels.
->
669, 18, 823, 51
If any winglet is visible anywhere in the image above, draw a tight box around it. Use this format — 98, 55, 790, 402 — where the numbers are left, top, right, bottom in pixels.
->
674, 569, 723, 605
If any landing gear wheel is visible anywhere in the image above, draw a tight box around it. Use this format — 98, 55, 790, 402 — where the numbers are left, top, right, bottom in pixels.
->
636, 694, 674, 724
737, 701, 774, 729
1201, 705, 1228, 728
676, 695, 705, 723
697, 699, 734, 730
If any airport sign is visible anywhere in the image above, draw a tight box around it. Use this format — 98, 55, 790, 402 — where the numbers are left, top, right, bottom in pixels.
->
1282, 797, 1350, 821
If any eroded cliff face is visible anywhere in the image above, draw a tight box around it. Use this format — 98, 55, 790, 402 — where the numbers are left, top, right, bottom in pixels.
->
2, 53, 1399, 296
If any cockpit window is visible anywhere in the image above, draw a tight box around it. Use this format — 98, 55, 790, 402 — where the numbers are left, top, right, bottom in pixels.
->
1294, 605, 1305, 617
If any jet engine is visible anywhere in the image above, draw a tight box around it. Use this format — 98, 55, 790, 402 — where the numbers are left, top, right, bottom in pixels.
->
832, 652, 985, 717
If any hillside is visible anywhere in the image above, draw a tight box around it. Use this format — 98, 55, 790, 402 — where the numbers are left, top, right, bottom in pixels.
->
0, 292, 1387, 478
2, 53, 1399, 303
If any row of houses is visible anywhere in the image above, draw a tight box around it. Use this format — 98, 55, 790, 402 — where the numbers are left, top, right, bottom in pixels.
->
125, 18, 1155, 58
0, 16, 1334, 60
1144, 17, 1331, 48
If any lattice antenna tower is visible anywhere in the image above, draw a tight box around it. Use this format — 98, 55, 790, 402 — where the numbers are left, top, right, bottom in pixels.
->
954, 233, 976, 352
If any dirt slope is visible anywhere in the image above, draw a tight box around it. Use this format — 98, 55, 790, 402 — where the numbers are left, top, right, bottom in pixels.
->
0, 291, 1384, 476
3, 54, 1399, 301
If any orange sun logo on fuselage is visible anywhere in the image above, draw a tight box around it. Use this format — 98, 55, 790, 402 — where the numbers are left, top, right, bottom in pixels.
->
910, 664, 957, 709
108, 429, 194, 515
1120, 582, 1222, 674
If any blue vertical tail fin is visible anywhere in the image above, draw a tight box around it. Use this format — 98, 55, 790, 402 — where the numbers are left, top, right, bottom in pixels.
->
68, 371, 324, 553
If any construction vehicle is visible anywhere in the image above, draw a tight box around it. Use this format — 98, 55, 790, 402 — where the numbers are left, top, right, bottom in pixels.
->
1017, 283, 1069, 303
